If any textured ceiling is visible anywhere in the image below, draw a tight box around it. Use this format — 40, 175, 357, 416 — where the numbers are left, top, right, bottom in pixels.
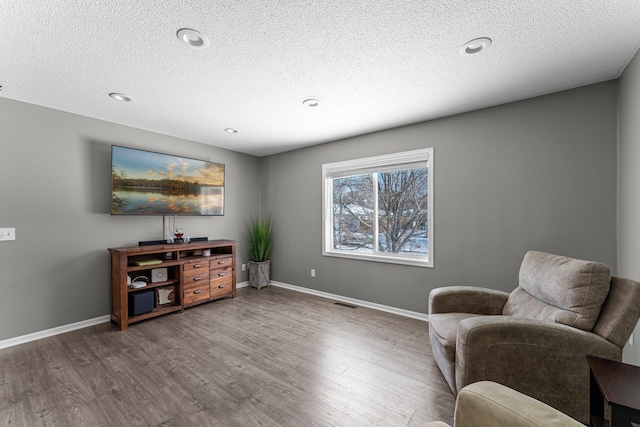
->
2, 1, 640, 156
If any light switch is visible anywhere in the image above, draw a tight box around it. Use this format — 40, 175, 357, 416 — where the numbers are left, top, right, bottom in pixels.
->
0, 228, 15, 241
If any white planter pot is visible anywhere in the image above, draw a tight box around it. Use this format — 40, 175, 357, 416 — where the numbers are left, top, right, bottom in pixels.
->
249, 260, 270, 289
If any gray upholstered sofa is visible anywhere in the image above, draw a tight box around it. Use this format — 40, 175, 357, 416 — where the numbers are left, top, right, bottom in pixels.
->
428, 251, 640, 424
425, 381, 583, 427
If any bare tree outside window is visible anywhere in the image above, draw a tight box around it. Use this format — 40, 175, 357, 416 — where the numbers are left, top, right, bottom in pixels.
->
378, 169, 429, 255
331, 168, 429, 255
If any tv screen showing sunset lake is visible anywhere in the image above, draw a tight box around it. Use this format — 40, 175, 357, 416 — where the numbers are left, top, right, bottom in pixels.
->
111, 145, 225, 216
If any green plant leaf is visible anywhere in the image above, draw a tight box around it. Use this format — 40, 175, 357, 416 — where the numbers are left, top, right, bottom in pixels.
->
247, 216, 272, 262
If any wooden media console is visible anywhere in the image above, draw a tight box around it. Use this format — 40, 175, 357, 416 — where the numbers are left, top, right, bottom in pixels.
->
109, 240, 236, 330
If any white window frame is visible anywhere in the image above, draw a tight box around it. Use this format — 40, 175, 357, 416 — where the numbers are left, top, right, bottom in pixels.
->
322, 148, 434, 268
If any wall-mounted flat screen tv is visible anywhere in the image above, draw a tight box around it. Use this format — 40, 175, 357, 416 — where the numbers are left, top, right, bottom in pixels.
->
111, 145, 225, 216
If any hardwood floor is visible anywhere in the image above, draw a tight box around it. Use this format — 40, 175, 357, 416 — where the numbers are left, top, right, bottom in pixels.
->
0, 286, 455, 426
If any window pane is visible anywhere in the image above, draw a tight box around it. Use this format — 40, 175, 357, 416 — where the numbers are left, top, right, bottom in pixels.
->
333, 174, 374, 253
322, 148, 433, 267
377, 168, 429, 255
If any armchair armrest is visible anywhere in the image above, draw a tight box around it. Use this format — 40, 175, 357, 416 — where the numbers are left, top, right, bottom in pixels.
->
455, 316, 622, 423
428, 286, 510, 315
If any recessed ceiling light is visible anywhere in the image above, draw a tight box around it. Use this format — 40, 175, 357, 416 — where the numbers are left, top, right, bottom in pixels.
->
177, 28, 210, 48
303, 99, 321, 107
225, 128, 238, 133
109, 93, 134, 102
460, 37, 492, 55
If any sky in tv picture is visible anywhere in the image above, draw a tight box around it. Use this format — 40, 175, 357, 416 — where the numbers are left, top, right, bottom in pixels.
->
113, 148, 224, 185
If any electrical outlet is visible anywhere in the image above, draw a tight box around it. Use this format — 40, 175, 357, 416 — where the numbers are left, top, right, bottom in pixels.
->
0, 228, 15, 241
241, 264, 246, 271
311, 269, 316, 278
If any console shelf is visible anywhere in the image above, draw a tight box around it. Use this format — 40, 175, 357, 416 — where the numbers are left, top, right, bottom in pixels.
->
126, 279, 178, 293
109, 239, 236, 330
128, 304, 182, 323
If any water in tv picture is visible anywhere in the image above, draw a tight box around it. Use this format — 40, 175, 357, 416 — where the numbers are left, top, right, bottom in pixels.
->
111, 145, 225, 215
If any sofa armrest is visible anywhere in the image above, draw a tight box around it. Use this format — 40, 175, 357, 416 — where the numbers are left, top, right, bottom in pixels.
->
428, 286, 510, 315
455, 316, 621, 423
455, 381, 583, 427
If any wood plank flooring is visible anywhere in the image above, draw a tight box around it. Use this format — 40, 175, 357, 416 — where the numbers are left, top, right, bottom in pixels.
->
0, 286, 455, 426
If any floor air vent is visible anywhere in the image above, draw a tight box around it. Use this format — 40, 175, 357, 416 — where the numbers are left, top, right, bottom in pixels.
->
334, 302, 357, 309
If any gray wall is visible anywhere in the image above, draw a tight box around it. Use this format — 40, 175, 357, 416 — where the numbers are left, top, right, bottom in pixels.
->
261, 82, 618, 314
0, 79, 628, 358
0, 97, 260, 341
618, 48, 640, 365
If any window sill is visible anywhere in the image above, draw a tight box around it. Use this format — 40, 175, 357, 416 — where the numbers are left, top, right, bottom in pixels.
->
322, 249, 433, 268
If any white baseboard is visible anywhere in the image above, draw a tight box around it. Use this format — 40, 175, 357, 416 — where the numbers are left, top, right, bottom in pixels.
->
268, 280, 428, 322
0, 315, 110, 350
0, 280, 426, 351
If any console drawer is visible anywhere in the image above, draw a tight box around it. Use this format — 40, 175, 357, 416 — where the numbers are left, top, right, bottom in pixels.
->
183, 262, 209, 278
209, 266, 232, 280
184, 283, 210, 304
183, 271, 209, 285
210, 256, 233, 269
210, 276, 233, 298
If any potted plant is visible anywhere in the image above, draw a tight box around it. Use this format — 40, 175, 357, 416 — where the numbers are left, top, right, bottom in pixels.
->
247, 216, 272, 289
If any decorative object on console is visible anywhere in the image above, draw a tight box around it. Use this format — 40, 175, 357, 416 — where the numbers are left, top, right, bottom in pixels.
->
167, 227, 191, 244
151, 268, 168, 283
135, 259, 162, 266
247, 216, 272, 289
139, 239, 170, 246
129, 289, 155, 316
128, 275, 150, 288
156, 286, 176, 306
140, 237, 208, 247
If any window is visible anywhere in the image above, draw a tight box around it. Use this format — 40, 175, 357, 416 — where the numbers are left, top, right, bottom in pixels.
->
322, 148, 433, 267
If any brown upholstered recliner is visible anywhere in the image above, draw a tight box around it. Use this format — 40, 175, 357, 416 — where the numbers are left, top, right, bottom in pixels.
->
428, 251, 640, 424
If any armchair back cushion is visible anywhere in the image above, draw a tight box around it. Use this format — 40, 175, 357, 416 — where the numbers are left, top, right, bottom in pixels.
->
503, 251, 611, 331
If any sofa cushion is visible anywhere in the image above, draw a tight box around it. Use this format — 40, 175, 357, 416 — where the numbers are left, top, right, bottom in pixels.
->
503, 251, 611, 331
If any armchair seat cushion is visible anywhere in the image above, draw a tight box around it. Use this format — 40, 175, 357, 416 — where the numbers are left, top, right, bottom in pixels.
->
429, 313, 484, 348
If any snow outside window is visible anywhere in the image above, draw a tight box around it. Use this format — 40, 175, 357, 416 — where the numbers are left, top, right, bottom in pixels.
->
322, 148, 433, 268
